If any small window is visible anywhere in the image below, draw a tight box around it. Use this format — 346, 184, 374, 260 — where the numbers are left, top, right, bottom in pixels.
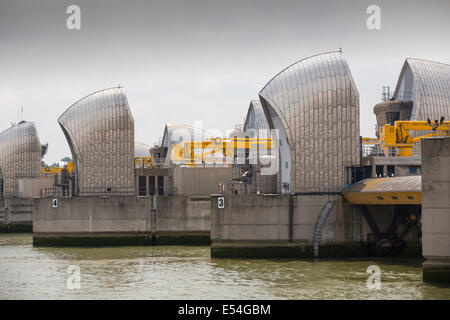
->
409, 166, 419, 175
407, 196, 414, 200
392, 196, 399, 200
387, 165, 395, 177
386, 112, 400, 125
376, 166, 384, 177
377, 196, 384, 200
157, 176, 164, 195
138, 176, 147, 196
149, 176, 155, 195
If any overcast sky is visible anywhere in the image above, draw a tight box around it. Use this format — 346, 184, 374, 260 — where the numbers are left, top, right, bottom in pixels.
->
1, 0, 449, 163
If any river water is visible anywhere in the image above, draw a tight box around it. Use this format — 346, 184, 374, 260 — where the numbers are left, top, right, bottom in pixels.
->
1, 233, 449, 300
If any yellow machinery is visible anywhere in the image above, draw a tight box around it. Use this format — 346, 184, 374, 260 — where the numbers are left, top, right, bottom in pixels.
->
361, 137, 380, 145
342, 176, 421, 205
41, 161, 74, 175
135, 156, 157, 168
365, 119, 450, 157
171, 137, 273, 166
42, 158, 158, 174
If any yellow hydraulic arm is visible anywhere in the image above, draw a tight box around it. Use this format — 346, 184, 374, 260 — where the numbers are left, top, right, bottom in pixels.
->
361, 137, 380, 145
378, 119, 450, 156
42, 161, 74, 175
171, 137, 273, 165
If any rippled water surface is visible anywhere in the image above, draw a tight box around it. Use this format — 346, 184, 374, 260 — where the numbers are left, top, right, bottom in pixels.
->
1, 234, 449, 300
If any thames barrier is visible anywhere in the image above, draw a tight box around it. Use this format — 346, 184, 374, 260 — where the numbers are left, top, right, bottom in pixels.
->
1, 52, 449, 287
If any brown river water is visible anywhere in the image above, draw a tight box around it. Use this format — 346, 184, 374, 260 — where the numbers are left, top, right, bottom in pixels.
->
1, 233, 449, 300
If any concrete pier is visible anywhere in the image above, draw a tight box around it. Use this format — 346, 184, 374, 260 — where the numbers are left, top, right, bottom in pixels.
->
33, 195, 210, 246
210, 194, 365, 258
422, 137, 450, 284
0, 199, 33, 232
210, 194, 421, 258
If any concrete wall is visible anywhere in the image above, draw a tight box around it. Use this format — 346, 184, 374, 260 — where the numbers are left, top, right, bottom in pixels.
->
396, 165, 421, 177
157, 195, 210, 244
210, 194, 384, 243
211, 194, 290, 242
18, 176, 54, 198
361, 156, 421, 167
0, 199, 33, 232
134, 168, 169, 195
210, 194, 420, 258
210, 194, 365, 258
33, 196, 151, 234
421, 137, 450, 283
168, 167, 233, 195
32, 195, 210, 246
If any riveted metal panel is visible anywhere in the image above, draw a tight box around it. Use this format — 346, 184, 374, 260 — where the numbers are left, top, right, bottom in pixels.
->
0, 122, 42, 198
259, 51, 360, 193
58, 87, 134, 196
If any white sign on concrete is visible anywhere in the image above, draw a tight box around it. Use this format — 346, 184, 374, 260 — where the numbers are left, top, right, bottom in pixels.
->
52, 199, 58, 208
218, 197, 225, 209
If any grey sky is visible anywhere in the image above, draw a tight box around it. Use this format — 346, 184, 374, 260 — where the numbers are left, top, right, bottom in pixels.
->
1, 0, 449, 163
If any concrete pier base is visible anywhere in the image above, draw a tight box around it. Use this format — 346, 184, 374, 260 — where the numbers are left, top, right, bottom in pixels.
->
32, 195, 210, 246
423, 258, 450, 284
33, 232, 153, 247
211, 241, 367, 259
0, 199, 33, 233
1, 223, 33, 233
33, 231, 210, 247
421, 137, 450, 284
210, 194, 421, 259
155, 231, 210, 246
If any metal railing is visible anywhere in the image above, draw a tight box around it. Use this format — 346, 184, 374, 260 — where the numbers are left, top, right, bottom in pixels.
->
381, 91, 413, 102
137, 186, 165, 197
77, 187, 135, 197
134, 157, 165, 168
361, 144, 421, 158
361, 145, 395, 157
218, 181, 277, 195
135, 157, 277, 169
40, 187, 71, 198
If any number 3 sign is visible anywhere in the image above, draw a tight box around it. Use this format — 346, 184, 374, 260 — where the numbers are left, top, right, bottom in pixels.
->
218, 197, 225, 209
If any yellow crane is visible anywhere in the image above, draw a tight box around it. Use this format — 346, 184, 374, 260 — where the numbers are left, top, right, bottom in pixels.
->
41, 161, 75, 175
43, 157, 158, 174
366, 118, 450, 157
171, 137, 273, 166
135, 156, 157, 168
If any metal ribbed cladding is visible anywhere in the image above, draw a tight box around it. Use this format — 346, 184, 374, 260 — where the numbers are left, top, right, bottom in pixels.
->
58, 87, 135, 196
259, 51, 360, 193
243, 100, 271, 139
393, 59, 450, 122
0, 122, 42, 198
